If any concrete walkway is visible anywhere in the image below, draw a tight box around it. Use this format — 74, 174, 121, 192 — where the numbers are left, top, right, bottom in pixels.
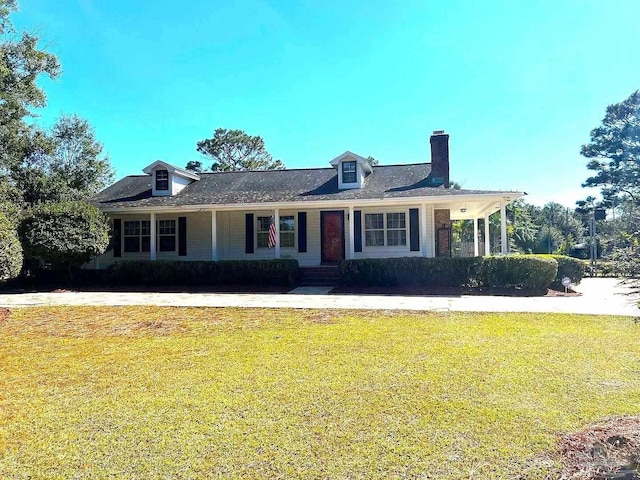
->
0, 278, 638, 316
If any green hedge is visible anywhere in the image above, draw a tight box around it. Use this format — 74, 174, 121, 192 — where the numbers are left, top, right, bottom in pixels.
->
339, 256, 558, 292
339, 257, 483, 287
531, 254, 585, 288
480, 256, 557, 291
107, 259, 299, 287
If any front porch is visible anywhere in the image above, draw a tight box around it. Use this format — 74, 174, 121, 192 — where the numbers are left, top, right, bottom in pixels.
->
95, 196, 515, 269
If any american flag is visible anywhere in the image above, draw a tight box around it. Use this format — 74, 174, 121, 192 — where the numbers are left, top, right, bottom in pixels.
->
268, 215, 277, 248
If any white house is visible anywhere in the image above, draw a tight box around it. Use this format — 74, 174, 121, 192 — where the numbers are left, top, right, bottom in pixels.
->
91, 131, 522, 268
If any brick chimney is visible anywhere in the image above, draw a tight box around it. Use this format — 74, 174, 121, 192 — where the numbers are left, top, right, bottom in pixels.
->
430, 130, 450, 188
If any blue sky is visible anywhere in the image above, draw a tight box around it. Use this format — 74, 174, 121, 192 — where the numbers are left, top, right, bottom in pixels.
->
15, 0, 640, 207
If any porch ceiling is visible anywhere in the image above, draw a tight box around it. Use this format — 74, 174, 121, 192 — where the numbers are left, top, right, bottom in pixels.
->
443, 194, 521, 220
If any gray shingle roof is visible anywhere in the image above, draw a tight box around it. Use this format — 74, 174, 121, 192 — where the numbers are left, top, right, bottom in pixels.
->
92, 163, 513, 209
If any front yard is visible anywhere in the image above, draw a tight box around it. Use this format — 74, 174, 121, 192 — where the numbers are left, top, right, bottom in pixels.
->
1, 307, 639, 478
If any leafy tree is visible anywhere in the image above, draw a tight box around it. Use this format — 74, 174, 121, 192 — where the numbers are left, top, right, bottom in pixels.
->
366, 156, 379, 166
48, 114, 114, 198
0, 0, 60, 172
508, 199, 538, 253
185, 160, 203, 173
6, 115, 113, 207
194, 128, 284, 172
0, 211, 22, 281
581, 90, 640, 204
19, 201, 109, 276
0, 175, 22, 223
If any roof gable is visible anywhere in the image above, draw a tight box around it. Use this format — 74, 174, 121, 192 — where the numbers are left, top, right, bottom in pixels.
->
142, 160, 201, 181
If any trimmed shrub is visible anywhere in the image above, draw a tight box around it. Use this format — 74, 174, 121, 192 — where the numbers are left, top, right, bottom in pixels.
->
532, 254, 585, 288
339, 256, 557, 292
0, 212, 23, 282
339, 257, 483, 287
20, 201, 109, 272
107, 259, 299, 287
480, 256, 557, 291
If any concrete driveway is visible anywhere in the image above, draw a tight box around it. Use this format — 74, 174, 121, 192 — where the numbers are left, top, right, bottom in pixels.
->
0, 278, 638, 316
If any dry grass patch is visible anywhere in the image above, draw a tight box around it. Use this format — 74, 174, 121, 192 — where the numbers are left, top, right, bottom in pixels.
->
1, 307, 639, 479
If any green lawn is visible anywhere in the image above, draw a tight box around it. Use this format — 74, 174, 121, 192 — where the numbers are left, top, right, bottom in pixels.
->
1, 307, 639, 479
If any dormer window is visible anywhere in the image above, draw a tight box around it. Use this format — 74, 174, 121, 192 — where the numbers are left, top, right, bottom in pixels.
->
143, 160, 200, 197
342, 161, 357, 183
329, 151, 372, 190
156, 170, 169, 191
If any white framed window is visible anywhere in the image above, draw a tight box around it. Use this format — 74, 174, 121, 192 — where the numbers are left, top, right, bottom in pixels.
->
157, 219, 176, 252
257, 216, 271, 248
156, 169, 169, 191
257, 216, 295, 248
364, 212, 407, 247
342, 161, 357, 183
386, 212, 406, 246
123, 220, 150, 252
280, 216, 295, 248
365, 213, 384, 246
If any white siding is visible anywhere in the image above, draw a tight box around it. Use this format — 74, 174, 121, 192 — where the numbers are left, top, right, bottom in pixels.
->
94, 203, 436, 269
184, 212, 212, 260
171, 174, 192, 195
425, 204, 435, 258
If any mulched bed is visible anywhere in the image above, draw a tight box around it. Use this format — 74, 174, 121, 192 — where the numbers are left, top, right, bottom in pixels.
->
556, 416, 640, 479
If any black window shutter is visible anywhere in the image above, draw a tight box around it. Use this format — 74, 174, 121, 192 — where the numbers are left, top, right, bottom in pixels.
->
354, 210, 362, 252
298, 212, 307, 252
245, 213, 254, 254
409, 208, 420, 251
178, 216, 187, 256
113, 219, 121, 258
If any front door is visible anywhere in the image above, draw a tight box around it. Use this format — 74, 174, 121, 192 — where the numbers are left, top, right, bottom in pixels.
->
321, 211, 345, 263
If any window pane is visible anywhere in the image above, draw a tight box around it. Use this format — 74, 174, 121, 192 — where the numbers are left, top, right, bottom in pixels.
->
124, 237, 140, 252
280, 216, 294, 232
343, 161, 356, 172
257, 232, 269, 248
387, 230, 407, 246
124, 221, 139, 236
141, 221, 150, 235
365, 214, 383, 229
158, 220, 175, 235
343, 172, 356, 183
281, 232, 295, 248
365, 230, 385, 247
158, 235, 176, 252
387, 213, 406, 229
257, 217, 270, 232
141, 236, 150, 252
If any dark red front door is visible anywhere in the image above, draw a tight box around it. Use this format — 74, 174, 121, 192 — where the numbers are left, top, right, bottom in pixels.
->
321, 211, 345, 263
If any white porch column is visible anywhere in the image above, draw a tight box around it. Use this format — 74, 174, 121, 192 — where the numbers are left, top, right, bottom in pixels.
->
484, 213, 491, 256
211, 210, 217, 261
473, 217, 479, 257
420, 203, 428, 257
274, 208, 280, 259
348, 206, 355, 259
150, 212, 156, 261
500, 201, 508, 255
